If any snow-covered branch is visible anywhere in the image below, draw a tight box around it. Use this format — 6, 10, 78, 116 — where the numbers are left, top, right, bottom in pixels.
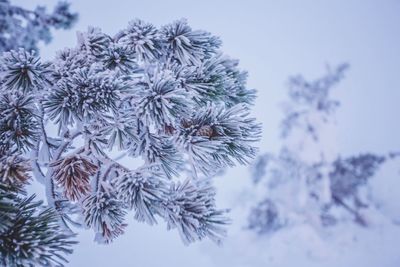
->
0, 19, 260, 253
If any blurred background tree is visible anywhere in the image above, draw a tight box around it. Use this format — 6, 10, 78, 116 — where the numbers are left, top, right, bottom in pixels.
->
0, 0, 78, 52
249, 64, 399, 234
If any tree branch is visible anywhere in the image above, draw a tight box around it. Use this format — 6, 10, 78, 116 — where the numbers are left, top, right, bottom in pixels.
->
44, 128, 82, 230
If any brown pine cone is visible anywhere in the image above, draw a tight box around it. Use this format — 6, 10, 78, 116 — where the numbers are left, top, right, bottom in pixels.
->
196, 125, 214, 138
181, 119, 193, 128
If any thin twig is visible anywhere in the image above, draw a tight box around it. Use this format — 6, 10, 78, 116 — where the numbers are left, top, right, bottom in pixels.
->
44, 128, 82, 230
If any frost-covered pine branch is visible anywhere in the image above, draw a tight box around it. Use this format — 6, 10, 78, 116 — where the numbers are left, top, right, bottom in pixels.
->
0, 18, 261, 263
0, 178, 76, 266
0, 0, 77, 53
248, 64, 393, 234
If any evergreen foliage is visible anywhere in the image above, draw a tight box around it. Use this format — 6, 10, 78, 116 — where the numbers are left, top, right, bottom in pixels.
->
0, 18, 260, 265
0, 183, 76, 267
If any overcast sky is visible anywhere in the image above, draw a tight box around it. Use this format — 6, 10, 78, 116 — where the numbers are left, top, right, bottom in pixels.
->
12, 0, 400, 266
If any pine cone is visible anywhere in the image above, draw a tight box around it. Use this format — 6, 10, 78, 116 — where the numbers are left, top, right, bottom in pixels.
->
181, 119, 193, 128
164, 124, 175, 135
50, 154, 98, 201
0, 154, 31, 186
196, 125, 214, 138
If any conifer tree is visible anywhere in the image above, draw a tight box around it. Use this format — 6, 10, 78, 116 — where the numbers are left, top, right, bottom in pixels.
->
0, 18, 260, 265
0, 0, 78, 52
249, 64, 392, 233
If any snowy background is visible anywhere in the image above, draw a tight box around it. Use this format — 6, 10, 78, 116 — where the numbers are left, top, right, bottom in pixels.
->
12, 0, 400, 266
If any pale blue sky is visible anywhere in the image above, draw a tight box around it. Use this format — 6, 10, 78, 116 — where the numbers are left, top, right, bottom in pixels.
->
12, 0, 400, 266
